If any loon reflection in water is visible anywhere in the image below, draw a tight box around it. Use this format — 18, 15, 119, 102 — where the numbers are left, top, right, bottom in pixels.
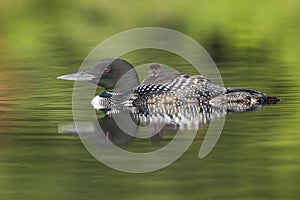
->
58, 58, 280, 144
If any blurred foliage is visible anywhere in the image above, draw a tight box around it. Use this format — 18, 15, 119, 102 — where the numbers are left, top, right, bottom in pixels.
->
0, 0, 299, 64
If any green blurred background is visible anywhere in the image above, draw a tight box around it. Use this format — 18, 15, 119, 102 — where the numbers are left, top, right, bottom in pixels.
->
1, 0, 300, 199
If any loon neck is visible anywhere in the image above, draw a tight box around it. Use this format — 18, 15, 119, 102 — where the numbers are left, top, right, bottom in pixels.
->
100, 91, 123, 96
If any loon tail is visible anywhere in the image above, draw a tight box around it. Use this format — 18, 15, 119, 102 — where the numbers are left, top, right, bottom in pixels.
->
223, 88, 280, 105
261, 96, 281, 104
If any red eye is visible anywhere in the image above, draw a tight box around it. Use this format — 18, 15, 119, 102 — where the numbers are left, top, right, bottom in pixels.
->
103, 68, 109, 73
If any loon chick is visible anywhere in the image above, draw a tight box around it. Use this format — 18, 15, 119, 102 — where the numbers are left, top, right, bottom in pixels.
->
57, 58, 139, 92
142, 63, 181, 84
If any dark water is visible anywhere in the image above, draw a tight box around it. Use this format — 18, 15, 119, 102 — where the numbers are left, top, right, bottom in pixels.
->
1, 48, 300, 199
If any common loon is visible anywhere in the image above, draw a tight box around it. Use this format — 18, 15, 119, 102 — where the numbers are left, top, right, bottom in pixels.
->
58, 58, 280, 110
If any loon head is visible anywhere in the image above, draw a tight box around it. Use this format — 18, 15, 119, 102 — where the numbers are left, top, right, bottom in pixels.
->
57, 58, 139, 92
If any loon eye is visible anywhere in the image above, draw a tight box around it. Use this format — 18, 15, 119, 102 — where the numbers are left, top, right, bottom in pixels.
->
103, 67, 109, 73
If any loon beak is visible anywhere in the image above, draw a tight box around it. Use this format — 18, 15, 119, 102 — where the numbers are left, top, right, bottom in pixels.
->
57, 71, 98, 81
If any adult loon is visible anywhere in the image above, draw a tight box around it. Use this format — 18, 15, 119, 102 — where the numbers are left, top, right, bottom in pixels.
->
58, 58, 280, 110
